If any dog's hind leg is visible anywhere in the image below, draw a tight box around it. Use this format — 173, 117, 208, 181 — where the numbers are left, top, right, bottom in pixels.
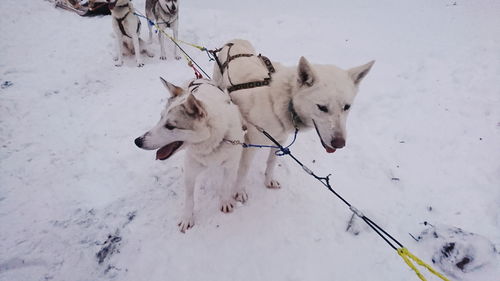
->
264, 150, 281, 189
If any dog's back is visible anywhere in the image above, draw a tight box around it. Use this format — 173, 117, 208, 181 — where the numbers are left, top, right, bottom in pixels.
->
212, 39, 271, 90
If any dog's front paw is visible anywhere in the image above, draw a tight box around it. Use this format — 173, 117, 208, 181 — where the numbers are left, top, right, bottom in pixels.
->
220, 200, 235, 213
178, 216, 194, 233
137, 62, 144, 67
159, 56, 167, 60
234, 191, 248, 203
115, 61, 123, 67
175, 55, 182, 60
266, 180, 281, 189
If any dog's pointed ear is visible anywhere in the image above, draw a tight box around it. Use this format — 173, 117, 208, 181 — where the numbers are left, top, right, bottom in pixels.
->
185, 94, 207, 119
297, 56, 316, 87
348, 60, 375, 86
160, 77, 184, 97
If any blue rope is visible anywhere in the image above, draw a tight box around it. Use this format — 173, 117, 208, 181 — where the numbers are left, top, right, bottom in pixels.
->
242, 128, 298, 156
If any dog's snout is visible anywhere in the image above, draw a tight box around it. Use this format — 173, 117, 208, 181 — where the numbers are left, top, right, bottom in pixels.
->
331, 138, 345, 149
135, 137, 144, 148
108, 1, 116, 10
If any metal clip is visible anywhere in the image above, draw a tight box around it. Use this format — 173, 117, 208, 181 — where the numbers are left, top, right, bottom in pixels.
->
302, 165, 313, 175
223, 139, 241, 146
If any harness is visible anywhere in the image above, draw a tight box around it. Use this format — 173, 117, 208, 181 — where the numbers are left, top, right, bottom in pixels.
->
188, 79, 223, 93
115, 4, 141, 39
211, 43, 276, 93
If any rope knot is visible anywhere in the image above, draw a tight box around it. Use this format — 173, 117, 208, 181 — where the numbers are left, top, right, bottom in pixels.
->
275, 147, 290, 156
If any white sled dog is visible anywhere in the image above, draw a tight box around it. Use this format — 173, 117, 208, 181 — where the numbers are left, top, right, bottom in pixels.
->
108, 0, 153, 67
145, 0, 181, 60
135, 78, 245, 232
212, 39, 374, 190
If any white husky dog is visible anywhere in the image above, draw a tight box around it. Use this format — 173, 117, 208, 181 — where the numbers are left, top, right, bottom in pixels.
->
108, 0, 153, 67
135, 78, 245, 232
212, 39, 374, 190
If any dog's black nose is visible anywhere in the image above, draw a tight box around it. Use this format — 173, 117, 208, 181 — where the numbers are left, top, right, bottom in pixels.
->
135, 137, 143, 148
171, 4, 176, 11
331, 138, 345, 149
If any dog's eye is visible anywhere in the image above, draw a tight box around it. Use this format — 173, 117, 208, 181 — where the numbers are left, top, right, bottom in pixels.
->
343, 104, 351, 111
164, 123, 176, 130
316, 104, 329, 113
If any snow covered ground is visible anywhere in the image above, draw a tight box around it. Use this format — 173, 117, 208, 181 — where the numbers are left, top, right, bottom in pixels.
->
1, 0, 499, 280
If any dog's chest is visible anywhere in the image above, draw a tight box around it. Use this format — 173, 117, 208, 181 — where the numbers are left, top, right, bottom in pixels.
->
188, 144, 238, 168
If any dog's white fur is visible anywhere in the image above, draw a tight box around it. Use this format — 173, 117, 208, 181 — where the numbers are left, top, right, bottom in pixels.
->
109, 0, 153, 67
145, 0, 180, 60
212, 39, 374, 190
135, 78, 245, 232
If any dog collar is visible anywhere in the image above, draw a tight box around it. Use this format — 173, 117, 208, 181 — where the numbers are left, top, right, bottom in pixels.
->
288, 100, 304, 128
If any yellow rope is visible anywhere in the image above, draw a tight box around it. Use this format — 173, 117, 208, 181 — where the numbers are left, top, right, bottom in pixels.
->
150, 21, 205, 51
133, 11, 207, 54
141, 15, 207, 77
397, 248, 451, 281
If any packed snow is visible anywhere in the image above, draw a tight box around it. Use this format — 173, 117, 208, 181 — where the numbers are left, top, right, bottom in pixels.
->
1, 0, 499, 280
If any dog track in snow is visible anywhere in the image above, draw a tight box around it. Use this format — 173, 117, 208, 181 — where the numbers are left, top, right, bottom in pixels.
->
96, 234, 122, 265
95, 210, 137, 267
415, 225, 498, 279
1, 80, 13, 89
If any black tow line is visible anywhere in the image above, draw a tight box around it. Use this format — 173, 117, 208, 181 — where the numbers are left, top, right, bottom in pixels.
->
255, 125, 403, 251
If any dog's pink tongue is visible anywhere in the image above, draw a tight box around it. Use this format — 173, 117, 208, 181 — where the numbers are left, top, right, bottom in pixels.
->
325, 147, 336, 153
156, 145, 174, 160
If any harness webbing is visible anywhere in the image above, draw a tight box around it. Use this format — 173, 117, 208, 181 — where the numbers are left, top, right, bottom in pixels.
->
116, 11, 141, 39
227, 54, 275, 93
210, 43, 233, 73
187, 79, 222, 93
221, 53, 254, 70
210, 43, 276, 93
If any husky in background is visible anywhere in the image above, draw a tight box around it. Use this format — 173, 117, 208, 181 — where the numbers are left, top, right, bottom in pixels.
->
135, 78, 245, 232
108, 0, 153, 67
212, 39, 374, 190
145, 0, 180, 60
